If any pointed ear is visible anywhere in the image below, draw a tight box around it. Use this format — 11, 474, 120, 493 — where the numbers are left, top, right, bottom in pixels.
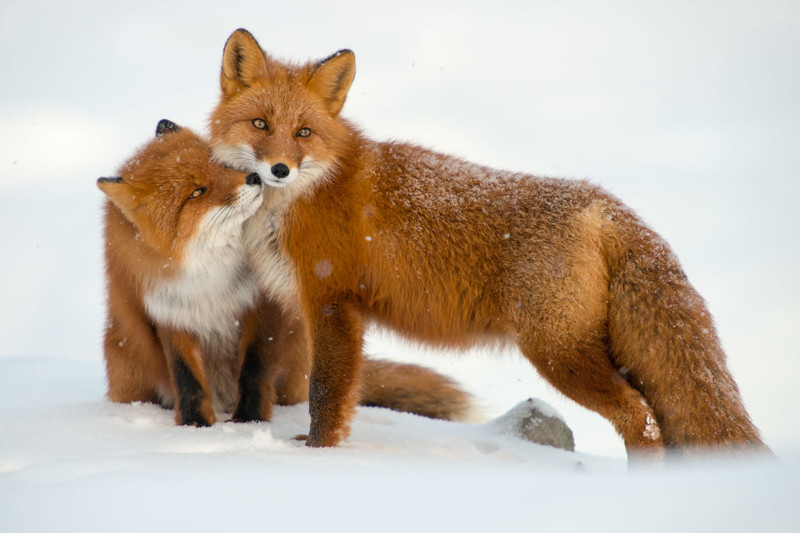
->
97, 177, 135, 219
155, 119, 180, 137
308, 50, 355, 115
220, 28, 270, 99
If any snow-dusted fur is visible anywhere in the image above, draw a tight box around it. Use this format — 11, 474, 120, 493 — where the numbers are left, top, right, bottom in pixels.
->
100, 122, 473, 426
208, 29, 768, 459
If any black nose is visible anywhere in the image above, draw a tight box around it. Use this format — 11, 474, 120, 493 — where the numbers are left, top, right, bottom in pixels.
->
246, 173, 261, 186
271, 163, 290, 179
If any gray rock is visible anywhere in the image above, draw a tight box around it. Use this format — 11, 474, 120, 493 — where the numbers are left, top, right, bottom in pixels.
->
487, 398, 575, 452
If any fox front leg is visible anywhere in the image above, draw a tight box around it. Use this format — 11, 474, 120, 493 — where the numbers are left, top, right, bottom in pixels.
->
306, 301, 365, 447
161, 329, 216, 427
232, 305, 276, 423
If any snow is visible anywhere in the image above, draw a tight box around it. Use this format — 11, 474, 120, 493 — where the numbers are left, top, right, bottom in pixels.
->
2, 1, 800, 531
643, 412, 661, 441
1, 357, 796, 532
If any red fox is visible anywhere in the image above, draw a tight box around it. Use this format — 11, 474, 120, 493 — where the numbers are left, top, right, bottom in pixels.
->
98, 120, 471, 427
207, 28, 768, 459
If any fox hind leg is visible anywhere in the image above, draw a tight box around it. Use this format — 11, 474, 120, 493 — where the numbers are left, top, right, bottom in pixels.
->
519, 329, 665, 460
104, 309, 172, 407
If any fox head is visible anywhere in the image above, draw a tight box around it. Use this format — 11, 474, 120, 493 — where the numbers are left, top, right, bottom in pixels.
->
98, 119, 264, 262
209, 28, 356, 195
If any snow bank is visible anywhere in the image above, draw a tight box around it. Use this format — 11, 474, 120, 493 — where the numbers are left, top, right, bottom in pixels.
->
1, 357, 796, 533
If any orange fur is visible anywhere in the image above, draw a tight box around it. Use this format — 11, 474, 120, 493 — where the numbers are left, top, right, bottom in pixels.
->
99, 121, 283, 425
100, 120, 471, 426
209, 29, 768, 459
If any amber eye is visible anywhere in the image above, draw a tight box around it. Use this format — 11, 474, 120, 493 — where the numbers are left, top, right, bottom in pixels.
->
297, 127, 311, 138
252, 118, 268, 130
189, 187, 207, 199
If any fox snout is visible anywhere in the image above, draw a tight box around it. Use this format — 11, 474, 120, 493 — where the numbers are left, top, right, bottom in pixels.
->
257, 161, 299, 188
246, 172, 262, 186
271, 163, 290, 179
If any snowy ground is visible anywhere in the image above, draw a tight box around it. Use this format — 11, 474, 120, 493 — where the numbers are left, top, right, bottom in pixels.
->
1, 1, 800, 531
1, 357, 796, 533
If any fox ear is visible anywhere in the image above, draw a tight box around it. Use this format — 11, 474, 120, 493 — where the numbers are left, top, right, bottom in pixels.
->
220, 28, 270, 98
97, 177, 126, 200
97, 177, 135, 219
155, 119, 180, 137
308, 50, 355, 116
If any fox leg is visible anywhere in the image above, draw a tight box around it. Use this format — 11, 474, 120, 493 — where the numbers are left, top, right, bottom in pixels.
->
160, 329, 216, 427
104, 301, 170, 406
271, 310, 312, 406
519, 328, 665, 459
306, 301, 365, 447
232, 301, 282, 423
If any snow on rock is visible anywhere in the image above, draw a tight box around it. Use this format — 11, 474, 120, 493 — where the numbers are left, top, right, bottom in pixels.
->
486, 397, 575, 451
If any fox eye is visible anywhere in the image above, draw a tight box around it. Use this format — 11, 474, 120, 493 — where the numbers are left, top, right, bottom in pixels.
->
189, 187, 207, 199
252, 118, 268, 130
296, 127, 311, 138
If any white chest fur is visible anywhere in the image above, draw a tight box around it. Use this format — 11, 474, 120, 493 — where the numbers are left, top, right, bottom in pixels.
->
144, 226, 259, 344
242, 202, 299, 311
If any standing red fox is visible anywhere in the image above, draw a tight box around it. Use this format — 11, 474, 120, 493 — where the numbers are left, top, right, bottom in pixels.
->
209, 29, 767, 458
98, 120, 472, 426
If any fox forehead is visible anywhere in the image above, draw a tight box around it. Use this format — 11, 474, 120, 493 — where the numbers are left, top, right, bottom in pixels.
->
120, 134, 206, 178
220, 72, 328, 125
120, 145, 241, 195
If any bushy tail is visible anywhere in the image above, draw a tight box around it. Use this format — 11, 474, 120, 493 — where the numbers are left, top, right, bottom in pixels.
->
358, 359, 473, 421
605, 209, 767, 455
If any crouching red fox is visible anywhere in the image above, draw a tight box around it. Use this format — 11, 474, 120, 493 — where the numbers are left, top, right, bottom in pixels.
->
207, 28, 768, 459
98, 120, 472, 426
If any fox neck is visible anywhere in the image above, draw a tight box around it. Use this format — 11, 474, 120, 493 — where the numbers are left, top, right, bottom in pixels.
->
242, 198, 300, 314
